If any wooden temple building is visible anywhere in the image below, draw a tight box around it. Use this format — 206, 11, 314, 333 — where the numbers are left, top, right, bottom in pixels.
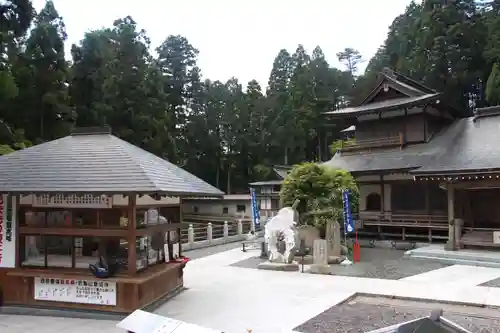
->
325, 67, 500, 250
0, 127, 223, 312
249, 165, 291, 219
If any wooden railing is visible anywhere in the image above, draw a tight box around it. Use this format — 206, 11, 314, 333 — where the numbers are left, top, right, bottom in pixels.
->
341, 133, 404, 152
359, 211, 448, 229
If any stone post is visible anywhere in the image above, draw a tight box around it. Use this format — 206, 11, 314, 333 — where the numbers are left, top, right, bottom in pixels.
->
326, 220, 341, 261
313, 239, 328, 265
310, 239, 330, 274
237, 219, 243, 236
445, 183, 456, 251
223, 221, 229, 239
187, 224, 194, 245
207, 222, 213, 243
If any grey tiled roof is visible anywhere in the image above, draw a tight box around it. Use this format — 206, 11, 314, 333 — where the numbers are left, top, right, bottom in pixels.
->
323, 117, 464, 174
325, 112, 500, 175
0, 133, 224, 196
413, 115, 500, 174
325, 93, 440, 117
248, 180, 283, 186
324, 144, 436, 174
273, 165, 291, 179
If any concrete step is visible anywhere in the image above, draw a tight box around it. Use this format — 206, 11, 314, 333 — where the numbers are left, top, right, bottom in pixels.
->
406, 254, 500, 269
404, 245, 500, 268
406, 251, 500, 263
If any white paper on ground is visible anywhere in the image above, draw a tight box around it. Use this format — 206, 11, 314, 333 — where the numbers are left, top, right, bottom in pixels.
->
340, 258, 353, 265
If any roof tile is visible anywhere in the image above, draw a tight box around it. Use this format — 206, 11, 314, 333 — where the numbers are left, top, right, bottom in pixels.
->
0, 133, 224, 196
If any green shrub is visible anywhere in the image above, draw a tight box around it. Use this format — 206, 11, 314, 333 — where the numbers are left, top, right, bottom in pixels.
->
279, 162, 358, 228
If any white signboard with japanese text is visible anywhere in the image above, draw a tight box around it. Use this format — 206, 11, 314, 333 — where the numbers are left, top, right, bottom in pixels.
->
0, 194, 16, 268
34, 277, 117, 306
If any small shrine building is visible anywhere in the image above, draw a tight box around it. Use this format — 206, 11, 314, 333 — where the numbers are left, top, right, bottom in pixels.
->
0, 127, 223, 313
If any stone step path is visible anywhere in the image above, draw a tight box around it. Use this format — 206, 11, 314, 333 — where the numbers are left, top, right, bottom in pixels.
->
401, 264, 500, 287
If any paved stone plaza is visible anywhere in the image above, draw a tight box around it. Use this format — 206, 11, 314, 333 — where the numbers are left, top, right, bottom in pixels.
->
4, 244, 500, 332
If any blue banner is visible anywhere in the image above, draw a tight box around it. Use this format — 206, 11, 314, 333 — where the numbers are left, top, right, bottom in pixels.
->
343, 189, 354, 234
250, 188, 260, 229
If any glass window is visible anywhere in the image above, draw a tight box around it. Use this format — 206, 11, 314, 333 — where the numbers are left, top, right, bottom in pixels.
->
20, 235, 45, 267
100, 208, 125, 228
137, 208, 168, 228
222, 207, 229, 214
193, 206, 199, 213
46, 211, 71, 227
23, 211, 46, 227
72, 209, 98, 228
46, 236, 72, 268
236, 205, 246, 213
20, 236, 132, 270
136, 234, 166, 271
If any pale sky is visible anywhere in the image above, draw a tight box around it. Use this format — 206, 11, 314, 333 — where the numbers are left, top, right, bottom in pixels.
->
33, 0, 413, 88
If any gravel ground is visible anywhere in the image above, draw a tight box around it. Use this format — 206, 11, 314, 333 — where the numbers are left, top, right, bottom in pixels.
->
230, 248, 450, 280
479, 277, 500, 288
329, 248, 450, 280
294, 298, 500, 333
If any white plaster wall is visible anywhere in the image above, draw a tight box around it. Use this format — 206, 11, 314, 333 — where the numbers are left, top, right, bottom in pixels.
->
182, 199, 251, 217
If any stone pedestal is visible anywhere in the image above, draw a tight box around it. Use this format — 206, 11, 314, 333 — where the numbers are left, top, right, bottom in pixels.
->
257, 262, 299, 271
309, 239, 330, 275
309, 264, 331, 274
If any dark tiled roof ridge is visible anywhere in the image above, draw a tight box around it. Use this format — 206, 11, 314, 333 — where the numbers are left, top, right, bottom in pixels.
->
325, 93, 440, 116
382, 67, 437, 94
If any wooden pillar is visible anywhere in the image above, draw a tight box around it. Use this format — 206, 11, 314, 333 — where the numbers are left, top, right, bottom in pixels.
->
425, 183, 432, 242
380, 175, 385, 215
178, 197, 183, 258
445, 183, 456, 250
14, 194, 20, 268
423, 106, 428, 142
127, 194, 137, 275
402, 108, 408, 147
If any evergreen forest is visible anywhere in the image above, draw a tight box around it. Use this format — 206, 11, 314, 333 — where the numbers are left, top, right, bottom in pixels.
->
2, 0, 500, 193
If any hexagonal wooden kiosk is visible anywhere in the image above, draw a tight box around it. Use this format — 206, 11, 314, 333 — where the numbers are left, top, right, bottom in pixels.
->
0, 127, 223, 313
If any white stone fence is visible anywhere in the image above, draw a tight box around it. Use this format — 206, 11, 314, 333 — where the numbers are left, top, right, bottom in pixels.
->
180, 220, 254, 251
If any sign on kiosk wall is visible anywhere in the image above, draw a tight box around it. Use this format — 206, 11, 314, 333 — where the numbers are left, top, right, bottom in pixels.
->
0, 194, 16, 268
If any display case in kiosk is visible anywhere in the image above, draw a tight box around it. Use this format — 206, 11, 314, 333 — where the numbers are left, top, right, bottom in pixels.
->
0, 127, 223, 313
